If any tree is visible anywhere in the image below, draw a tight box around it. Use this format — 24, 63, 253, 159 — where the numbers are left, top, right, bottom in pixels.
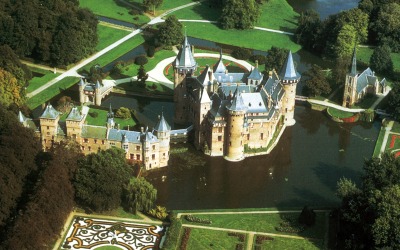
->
387, 82, 400, 121
125, 177, 157, 214
330, 58, 350, 87
295, 10, 322, 52
336, 177, 361, 199
370, 3, 400, 52
115, 107, 132, 120
220, 0, 261, 30
156, 15, 183, 47
134, 55, 148, 65
137, 65, 148, 86
74, 148, 131, 212
298, 206, 316, 226
303, 64, 331, 97
333, 24, 357, 59
143, 0, 163, 15
264, 47, 289, 72
56, 96, 73, 113
370, 45, 394, 76
0, 68, 24, 107
336, 8, 369, 44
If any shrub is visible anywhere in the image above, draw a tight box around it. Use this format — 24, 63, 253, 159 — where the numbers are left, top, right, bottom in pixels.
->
134, 55, 148, 65
115, 107, 131, 119
298, 206, 316, 226
147, 46, 155, 57
148, 206, 168, 220
275, 214, 305, 233
250, 54, 267, 65
184, 215, 212, 224
89, 111, 98, 118
162, 214, 182, 250
231, 48, 251, 60
228, 232, 245, 242
129, 9, 141, 15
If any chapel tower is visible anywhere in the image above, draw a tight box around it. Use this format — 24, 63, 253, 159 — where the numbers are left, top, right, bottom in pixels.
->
342, 48, 358, 107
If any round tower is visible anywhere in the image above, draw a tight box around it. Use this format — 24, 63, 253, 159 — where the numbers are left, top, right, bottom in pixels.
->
225, 91, 247, 162
78, 78, 85, 104
154, 112, 171, 167
280, 51, 301, 126
94, 80, 102, 106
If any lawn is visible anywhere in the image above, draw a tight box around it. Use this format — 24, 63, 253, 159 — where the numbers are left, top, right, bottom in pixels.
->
74, 206, 142, 220
327, 108, 354, 119
79, 0, 150, 25
184, 22, 301, 52
27, 72, 60, 93
257, 236, 324, 250
183, 212, 327, 239
85, 106, 138, 130
27, 77, 80, 109
127, 0, 195, 14
185, 228, 244, 250
81, 35, 145, 72
96, 24, 131, 51
373, 125, 386, 157
351, 94, 379, 109
358, 47, 400, 73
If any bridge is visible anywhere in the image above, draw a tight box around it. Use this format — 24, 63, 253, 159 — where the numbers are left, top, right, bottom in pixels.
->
295, 95, 308, 102
170, 125, 193, 143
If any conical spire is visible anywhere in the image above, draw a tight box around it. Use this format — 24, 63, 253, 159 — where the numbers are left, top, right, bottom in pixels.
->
154, 112, 170, 132
228, 88, 247, 112
213, 48, 227, 74
200, 88, 211, 104
107, 103, 114, 118
18, 110, 27, 123
350, 47, 357, 77
174, 32, 197, 71
280, 51, 301, 84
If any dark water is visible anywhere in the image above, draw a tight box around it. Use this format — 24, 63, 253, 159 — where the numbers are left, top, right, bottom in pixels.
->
287, 0, 359, 19
100, 93, 380, 209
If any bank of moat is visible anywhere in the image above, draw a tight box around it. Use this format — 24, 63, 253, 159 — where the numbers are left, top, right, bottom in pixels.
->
173, 37, 301, 161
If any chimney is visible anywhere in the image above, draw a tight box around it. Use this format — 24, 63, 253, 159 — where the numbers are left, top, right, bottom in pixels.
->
225, 69, 228, 75
269, 71, 273, 77
117, 124, 120, 130
191, 45, 195, 54
255, 60, 259, 69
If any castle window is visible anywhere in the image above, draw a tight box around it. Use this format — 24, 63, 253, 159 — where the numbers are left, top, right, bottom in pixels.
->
94, 139, 97, 144
247, 134, 250, 140
84, 138, 88, 143
81, 146, 85, 151
152, 145, 155, 150
152, 154, 155, 160
102, 140, 105, 145
261, 133, 264, 140
136, 146, 140, 151
88, 146, 91, 152
47, 126, 49, 129
218, 136, 222, 141
220, 148, 222, 151
130, 154, 134, 159
218, 127, 222, 133
229, 141, 232, 146
44, 139, 47, 143
136, 154, 141, 160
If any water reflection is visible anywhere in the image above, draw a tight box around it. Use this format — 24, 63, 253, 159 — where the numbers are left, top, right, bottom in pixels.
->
287, 0, 359, 20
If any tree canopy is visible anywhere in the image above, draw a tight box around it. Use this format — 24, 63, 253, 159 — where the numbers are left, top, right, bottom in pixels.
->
143, 0, 163, 15
387, 82, 400, 121
125, 177, 157, 214
74, 148, 132, 212
369, 45, 394, 76
303, 64, 331, 97
0, 68, 24, 107
220, 0, 261, 30
264, 47, 289, 73
156, 15, 183, 47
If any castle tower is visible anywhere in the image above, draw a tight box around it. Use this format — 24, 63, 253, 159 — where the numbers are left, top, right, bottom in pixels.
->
280, 51, 301, 126
78, 78, 85, 104
107, 104, 115, 129
154, 112, 171, 167
342, 48, 358, 107
225, 90, 247, 162
94, 80, 102, 106
66, 106, 84, 142
247, 60, 263, 85
39, 104, 60, 150
213, 49, 226, 74
194, 88, 212, 150
122, 134, 129, 153
173, 35, 197, 124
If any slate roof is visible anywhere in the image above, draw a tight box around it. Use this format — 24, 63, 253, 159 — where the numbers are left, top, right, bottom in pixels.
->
213, 50, 227, 73
197, 65, 212, 86
228, 90, 247, 112
154, 113, 171, 132
214, 72, 247, 84
280, 51, 301, 82
200, 88, 211, 103
241, 93, 268, 113
40, 104, 60, 119
108, 129, 141, 142
356, 67, 375, 93
248, 67, 263, 81
174, 36, 197, 70
66, 107, 82, 121
18, 111, 27, 123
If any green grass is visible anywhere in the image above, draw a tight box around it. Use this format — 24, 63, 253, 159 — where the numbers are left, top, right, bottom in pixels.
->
27, 77, 80, 109
358, 47, 400, 73
79, 0, 150, 25
96, 24, 131, 51
327, 107, 355, 119
85, 107, 138, 130
257, 0, 299, 32
351, 94, 379, 109
81, 35, 145, 72
392, 121, 400, 133
257, 236, 324, 250
385, 133, 400, 151
95, 246, 122, 250
373, 126, 386, 157
27, 72, 61, 93
184, 22, 301, 52
184, 213, 327, 239
171, 1, 220, 21
186, 228, 244, 250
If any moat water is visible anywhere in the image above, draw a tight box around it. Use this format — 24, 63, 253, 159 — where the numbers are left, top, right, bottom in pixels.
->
287, 0, 359, 20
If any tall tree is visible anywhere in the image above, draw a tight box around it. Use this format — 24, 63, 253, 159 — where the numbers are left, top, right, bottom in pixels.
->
333, 24, 357, 59
264, 47, 289, 73
336, 8, 369, 44
125, 177, 157, 214
303, 64, 331, 97
370, 3, 400, 52
74, 148, 131, 212
156, 15, 183, 47
143, 0, 163, 15
0, 68, 24, 107
369, 45, 394, 76
387, 82, 400, 121
220, 0, 261, 30
295, 10, 323, 52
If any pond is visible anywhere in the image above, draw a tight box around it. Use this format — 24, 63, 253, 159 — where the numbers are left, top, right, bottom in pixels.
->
287, 0, 359, 19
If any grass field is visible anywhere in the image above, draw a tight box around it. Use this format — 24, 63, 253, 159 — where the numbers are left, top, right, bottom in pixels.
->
327, 107, 354, 119
79, 0, 150, 25
373, 125, 386, 157
185, 228, 244, 249
96, 25, 131, 51
27, 77, 80, 109
358, 47, 400, 73
258, 236, 324, 249
81, 35, 145, 72
75, 206, 142, 220
184, 22, 301, 52
27, 72, 60, 93
85, 106, 138, 129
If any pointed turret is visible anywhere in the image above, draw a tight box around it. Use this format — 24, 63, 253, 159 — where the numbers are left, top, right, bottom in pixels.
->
66, 106, 82, 121
213, 48, 227, 74
200, 88, 211, 104
40, 103, 60, 119
350, 47, 357, 77
280, 51, 301, 84
174, 35, 197, 72
94, 80, 101, 89
107, 104, 115, 129
78, 78, 85, 86
18, 110, 27, 123
154, 112, 171, 132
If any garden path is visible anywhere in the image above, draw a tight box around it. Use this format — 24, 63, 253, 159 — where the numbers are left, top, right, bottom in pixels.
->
22, 60, 66, 74
379, 120, 394, 157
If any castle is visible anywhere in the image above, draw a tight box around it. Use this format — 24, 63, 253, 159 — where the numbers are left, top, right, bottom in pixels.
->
342, 49, 387, 107
19, 104, 171, 170
173, 37, 301, 161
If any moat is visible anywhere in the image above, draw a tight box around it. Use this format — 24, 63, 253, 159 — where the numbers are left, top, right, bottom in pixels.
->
100, 96, 380, 209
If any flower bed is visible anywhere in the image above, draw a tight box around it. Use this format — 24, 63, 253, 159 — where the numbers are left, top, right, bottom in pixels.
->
275, 215, 305, 234
255, 235, 274, 244
184, 215, 212, 225
180, 228, 191, 250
